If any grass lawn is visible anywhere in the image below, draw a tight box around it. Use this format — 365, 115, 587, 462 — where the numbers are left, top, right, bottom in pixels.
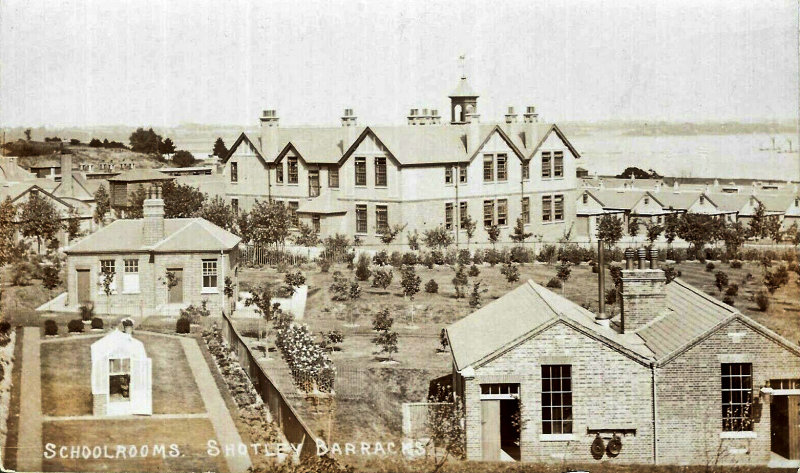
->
41, 333, 205, 416
236, 258, 800, 444
42, 417, 227, 473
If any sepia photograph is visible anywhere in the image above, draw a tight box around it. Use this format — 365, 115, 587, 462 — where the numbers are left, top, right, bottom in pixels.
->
1, 1, 799, 472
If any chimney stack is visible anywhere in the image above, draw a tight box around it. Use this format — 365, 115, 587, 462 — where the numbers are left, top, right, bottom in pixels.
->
620, 247, 666, 333
60, 153, 73, 197
259, 109, 280, 159
466, 110, 481, 153
505, 106, 518, 124
407, 108, 419, 125
341, 108, 357, 127
430, 109, 441, 125
143, 185, 165, 246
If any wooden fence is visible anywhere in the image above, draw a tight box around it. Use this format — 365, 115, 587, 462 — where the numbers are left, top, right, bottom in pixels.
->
219, 311, 317, 460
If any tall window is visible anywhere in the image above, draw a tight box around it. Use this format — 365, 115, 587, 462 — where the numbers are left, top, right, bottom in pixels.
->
542, 196, 553, 222
554, 195, 564, 221
123, 259, 139, 293
276, 163, 284, 183
230, 162, 238, 183
312, 215, 321, 233
100, 259, 116, 292
288, 201, 299, 226
483, 200, 494, 227
329, 166, 339, 188
459, 165, 467, 183
722, 363, 753, 432
202, 259, 218, 290
497, 199, 508, 226
356, 204, 367, 233
376, 205, 388, 234
542, 365, 573, 435
582, 194, 589, 204
553, 151, 564, 178
445, 203, 454, 230
355, 158, 367, 186
483, 155, 494, 181
445, 166, 453, 184
496, 154, 508, 181
459, 202, 468, 227
522, 160, 530, 180
287, 157, 298, 184
231, 198, 239, 214
521, 197, 530, 224
541, 152, 552, 178
375, 157, 387, 187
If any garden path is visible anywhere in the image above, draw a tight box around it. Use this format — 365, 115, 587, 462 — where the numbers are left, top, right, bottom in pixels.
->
16, 327, 42, 472
180, 337, 252, 473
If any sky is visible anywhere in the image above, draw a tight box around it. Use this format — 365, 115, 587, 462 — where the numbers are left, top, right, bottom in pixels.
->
0, 0, 798, 127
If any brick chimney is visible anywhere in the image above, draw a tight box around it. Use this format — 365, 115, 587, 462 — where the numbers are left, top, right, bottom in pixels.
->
466, 110, 481, 153
60, 153, 73, 196
522, 105, 539, 148
341, 108, 357, 127
505, 106, 518, 124
620, 248, 666, 333
259, 109, 280, 159
143, 186, 165, 246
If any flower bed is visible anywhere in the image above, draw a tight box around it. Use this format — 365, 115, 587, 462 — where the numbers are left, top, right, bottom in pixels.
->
275, 320, 335, 393
0, 329, 16, 461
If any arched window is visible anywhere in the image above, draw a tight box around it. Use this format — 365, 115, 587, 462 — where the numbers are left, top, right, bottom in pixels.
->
453, 104, 463, 123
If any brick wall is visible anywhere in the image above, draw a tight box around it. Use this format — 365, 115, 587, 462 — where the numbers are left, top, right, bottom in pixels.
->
93, 394, 107, 416
464, 321, 654, 464
621, 269, 666, 333
655, 318, 800, 466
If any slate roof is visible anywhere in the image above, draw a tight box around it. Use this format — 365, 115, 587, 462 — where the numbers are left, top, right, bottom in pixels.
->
705, 193, 757, 213
65, 217, 240, 254
651, 191, 711, 210
107, 169, 174, 182
588, 189, 660, 210
449, 77, 478, 97
755, 192, 799, 213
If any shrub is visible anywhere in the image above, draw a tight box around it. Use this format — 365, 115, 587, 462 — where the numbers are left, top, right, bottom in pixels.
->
390, 251, 403, 268
284, 270, 306, 291
722, 295, 735, 306
714, 271, 729, 293
176, 317, 191, 334
11, 261, 33, 286
400, 265, 422, 299
431, 250, 445, 266
355, 254, 372, 281
372, 268, 394, 289
67, 319, 84, 333
422, 252, 435, 269
373, 250, 389, 266
705, 262, 715, 272
510, 246, 532, 264
472, 249, 484, 265
546, 278, 562, 289
764, 265, 790, 293
318, 258, 331, 273
557, 244, 591, 265
457, 249, 471, 266
425, 279, 439, 294
349, 281, 362, 300
90, 317, 104, 330
44, 319, 58, 336
452, 265, 469, 298
500, 262, 520, 283
0, 321, 10, 336
401, 252, 418, 266
372, 308, 394, 332
725, 284, 739, 297
329, 272, 351, 301
754, 290, 770, 311
485, 249, 501, 266
79, 303, 94, 322
468, 264, 480, 277
468, 281, 482, 308
537, 244, 557, 264
663, 265, 678, 284
444, 249, 458, 266
730, 260, 743, 269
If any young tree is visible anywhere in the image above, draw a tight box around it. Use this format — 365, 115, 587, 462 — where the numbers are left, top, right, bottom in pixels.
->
462, 214, 477, 247
19, 192, 62, 253
510, 217, 533, 243
372, 308, 398, 360
486, 225, 501, 247
24, 128, 31, 141
663, 213, 679, 245
627, 217, 640, 238
677, 213, 718, 258
41, 263, 61, 297
93, 185, 110, 224
212, 137, 228, 158
764, 216, 783, 244
245, 284, 279, 339
468, 281, 482, 308
452, 264, 468, 298
197, 195, 236, 232
423, 226, 454, 250
597, 215, 623, 247
372, 268, 393, 289
293, 222, 319, 247
372, 307, 394, 332
284, 270, 306, 295
714, 271, 729, 295
380, 223, 405, 246
236, 210, 252, 243
100, 264, 115, 312
172, 150, 197, 167
66, 207, 81, 240
406, 229, 420, 251
249, 199, 291, 248
0, 197, 17, 267
748, 202, 766, 239
721, 221, 747, 258
785, 222, 800, 246
400, 264, 421, 300
556, 261, 572, 295
644, 220, 663, 245
500, 261, 520, 283
355, 253, 371, 281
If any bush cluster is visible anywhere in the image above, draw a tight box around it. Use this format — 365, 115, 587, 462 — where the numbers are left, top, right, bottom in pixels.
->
67, 319, 84, 333
44, 320, 58, 336
276, 322, 335, 392
425, 279, 439, 294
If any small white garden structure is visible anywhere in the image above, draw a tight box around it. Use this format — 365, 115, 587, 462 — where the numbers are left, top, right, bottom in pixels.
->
90, 328, 152, 416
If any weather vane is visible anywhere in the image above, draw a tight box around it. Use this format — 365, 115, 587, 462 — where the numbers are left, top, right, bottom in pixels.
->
459, 54, 466, 79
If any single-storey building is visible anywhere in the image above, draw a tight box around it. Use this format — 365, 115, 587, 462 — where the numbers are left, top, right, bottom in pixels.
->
575, 189, 669, 240
446, 249, 800, 465
63, 186, 241, 317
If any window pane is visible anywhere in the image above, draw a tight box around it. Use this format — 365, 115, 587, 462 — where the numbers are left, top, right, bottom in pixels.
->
375, 157, 387, 186
483, 156, 493, 181
541, 152, 552, 178
356, 204, 367, 233
355, 158, 367, 186
329, 166, 339, 188
445, 166, 453, 184
542, 364, 572, 435
497, 154, 507, 181
554, 151, 564, 177
288, 157, 298, 184
483, 201, 494, 227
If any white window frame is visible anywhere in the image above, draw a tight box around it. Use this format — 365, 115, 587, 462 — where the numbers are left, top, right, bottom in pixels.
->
98, 259, 117, 294
122, 259, 140, 294
202, 259, 218, 293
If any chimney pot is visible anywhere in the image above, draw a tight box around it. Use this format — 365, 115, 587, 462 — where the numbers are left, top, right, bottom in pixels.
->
624, 248, 636, 269
649, 248, 659, 269
637, 248, 647, 269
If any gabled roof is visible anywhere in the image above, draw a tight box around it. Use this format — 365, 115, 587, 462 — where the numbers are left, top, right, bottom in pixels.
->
755, 192, 799, 213
52, 172, 94, 200
526, 124, 582, 160
705, 193, 757, 213
588, 189, 663, 211
107, 169, 174, 183
223, 132, 267, 164
446, 280, 653, 371
65, 217, 240, 254
8, 184, 74, 211
651, 191, 714, 211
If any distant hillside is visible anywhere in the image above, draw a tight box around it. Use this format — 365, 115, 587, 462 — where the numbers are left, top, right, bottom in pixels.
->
3, 140, 166, 169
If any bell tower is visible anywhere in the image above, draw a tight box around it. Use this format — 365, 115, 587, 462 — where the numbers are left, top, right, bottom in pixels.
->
449, 55, 478, 125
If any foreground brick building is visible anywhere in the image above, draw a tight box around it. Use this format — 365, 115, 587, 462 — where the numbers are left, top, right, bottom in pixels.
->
221, 74, 582, 245
446, 250, 800, 465
63, 187, 241, 317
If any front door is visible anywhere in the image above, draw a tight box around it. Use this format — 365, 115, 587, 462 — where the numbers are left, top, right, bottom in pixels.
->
77, 269, 91, 303
772, 395, 800, 459
168, 268, 183, 303
481, 400, 501, 461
